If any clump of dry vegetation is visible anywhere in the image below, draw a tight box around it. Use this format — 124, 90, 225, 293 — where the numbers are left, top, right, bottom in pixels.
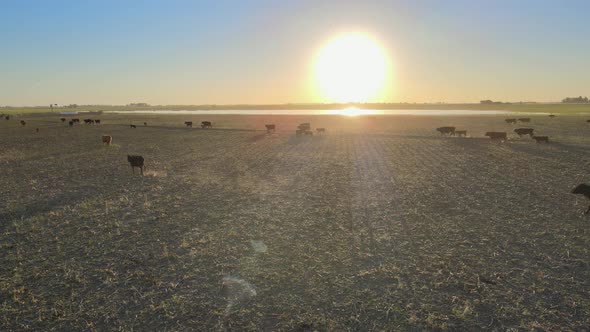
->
1, 113, 589, 330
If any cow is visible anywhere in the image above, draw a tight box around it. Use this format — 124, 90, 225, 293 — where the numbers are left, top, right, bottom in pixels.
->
84, 119, 94, 125
95, 119, 101, 124
514, 128, 534, 137
265, 124, 276, 133
102, 135, 112, 145
304, 130, 314, 136
144, 122, 147, 126
485, 132, 507, 140
505, 118, 517, 124
130, 124, 136, 128
571, 184, 590, 214
587, 120, 590, 123
60, 118, 66, 122
72, 118, 80, 123
455, 130, 467, 137
298, 123, 311, 131
20, 120, 26, 127
436, 126, 456, 136
185, 121, 193, 127
549, 114, 556, 118
518, 118, 531, 123
127, 155, 145, 175
201, 121, 212, 128
68, 121, 74, 127
316, 128, 326, 135
36, 128, 39, 133
5, 115, 9, 120
532, 136, 549, 143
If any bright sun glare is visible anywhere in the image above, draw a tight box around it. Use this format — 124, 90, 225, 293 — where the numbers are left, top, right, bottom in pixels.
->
315, 33, 389, 103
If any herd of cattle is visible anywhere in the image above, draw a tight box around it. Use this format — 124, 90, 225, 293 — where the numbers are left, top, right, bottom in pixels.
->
436, 116, 554, 143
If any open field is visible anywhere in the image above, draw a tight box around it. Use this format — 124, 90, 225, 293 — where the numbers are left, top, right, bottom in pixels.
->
1, 113, 590, 330
3, 102, 590, 115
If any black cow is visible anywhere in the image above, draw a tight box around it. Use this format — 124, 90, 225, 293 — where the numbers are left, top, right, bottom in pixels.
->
436, 126, 456, 136
586, 120, 590, 123
549, 114, 556, 118
298, 123, 311, 131
485, 132, 507, 140
84, 119, 94, 125
144, 122, 147, 126
68, 121, 74, 127
130, 124, 136, 128
265, 124, 276, 133
5, 115, 9, 120
514, 128, 534, 137
532, 136, 549, 143
95, 119, 101, 124
60, 118, 66, 122
505, 118, 517, 124
518, 118, 531, 123
127, 155, 145, 175
72, 118, 80, 123
185, 121, 193, 127
201, 121, 212, 128
572, 184, 590, 214
20, 120, 26, 127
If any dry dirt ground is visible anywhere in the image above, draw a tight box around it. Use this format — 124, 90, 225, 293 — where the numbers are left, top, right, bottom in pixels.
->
1, 113, 589, 331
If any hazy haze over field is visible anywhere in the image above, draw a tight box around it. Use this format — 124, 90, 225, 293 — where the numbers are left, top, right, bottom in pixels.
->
1, 0, 590, 106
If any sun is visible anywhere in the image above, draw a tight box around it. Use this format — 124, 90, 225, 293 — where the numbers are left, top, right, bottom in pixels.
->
314, 33, 389, 103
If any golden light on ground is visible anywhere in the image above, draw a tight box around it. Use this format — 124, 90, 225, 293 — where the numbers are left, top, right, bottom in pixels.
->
314, 33, 390, 103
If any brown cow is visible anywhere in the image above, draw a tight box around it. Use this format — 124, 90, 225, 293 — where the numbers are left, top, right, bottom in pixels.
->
185, 121, 193, 127
144, 122, 147, 126
201, 121, 212, 128
485, 132, 507, 140
532, 136, 549, 143
130, 124, 136, 128
69, 120, 74, 127
455, 130, 467, 137
298, 123, 311, 131
572, 184, 590, 214
265, 124, 276, 133
60, 118, 66, 122
102, 135, 112, 145
304, 130, 314, 136
549, 114, 556, 118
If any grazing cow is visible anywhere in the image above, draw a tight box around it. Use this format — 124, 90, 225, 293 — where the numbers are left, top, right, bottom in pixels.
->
485, 132, 507, 140
514, 128, 534, 137
201, 121, 212, 128
518, 118, 531, 123
304, 130, 314, 136
532, 135, 549, 143
265, 124, 276, 133
84, 119, 94, 125
144, 122, 147, 126
296, 129, 303, 136
185, 121, 193, 127
572, 184, 590, 214
68, 120, 74, 127
102, 135, 112, 145
127, 155, 145, 175
436, 126, 456, 136
20, 120, 26, 127
95, 119, 101, 124
316, 128, 326, 134
505, 118, 517, 124
455, 130, 467, 137
298, 123, 311, 131
130, 124, 136, 128
60, 118, 66, 122
549, 114, 556, 118
71, 118, 80, 123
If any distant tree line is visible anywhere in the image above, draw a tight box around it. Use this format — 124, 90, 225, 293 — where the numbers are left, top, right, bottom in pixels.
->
480, 100, 510, 105
562, 96, 589, 103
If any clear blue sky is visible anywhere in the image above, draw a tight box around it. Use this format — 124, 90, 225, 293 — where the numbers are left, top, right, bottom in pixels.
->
1, 0, 589, 106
